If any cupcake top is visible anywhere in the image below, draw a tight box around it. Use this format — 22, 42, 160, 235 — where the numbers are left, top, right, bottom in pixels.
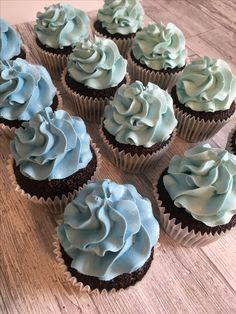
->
0, 18, 22, 61
68, 36, 127, 90
35, 3, 89, 49
163, 144, 236, 227
10, 108, 92, 181
57, 179, 159, 281
0, 58, 56, 121
97, 0, 144, 35
132, 23, 187, 70
176, 56, 236, 112
104, 81, 177, 147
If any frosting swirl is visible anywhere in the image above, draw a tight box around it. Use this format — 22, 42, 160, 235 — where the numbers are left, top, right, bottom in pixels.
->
10, 108, 92, 180
68, 36, 127, 89
132, 23, 187, 70
104, 81, 177, 147
0, 58, 56, 121
97, 0, 144, 35
163, 144, 236, 227
35, 3, 89, 49
57, 179, 159, 280
176, 56, 236, 112
0, 18, 22, 61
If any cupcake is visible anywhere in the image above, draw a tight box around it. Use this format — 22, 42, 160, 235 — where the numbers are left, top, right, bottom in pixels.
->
0, 58, 62, 137
91, 0, 144, 57
127, 23, 187, 90
55, 179, 159, 293
34, 3, 90, 78
0, 18, 27, 61
100, 80, 177, 173
172, 56, 236, 142
226, 126, 236, 155
7, 107, 100, 213
154, 144, 236, 247
61, 36, 129, 122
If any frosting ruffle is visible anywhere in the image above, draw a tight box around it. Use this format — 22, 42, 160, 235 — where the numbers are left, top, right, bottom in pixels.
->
57, 179, 159, 280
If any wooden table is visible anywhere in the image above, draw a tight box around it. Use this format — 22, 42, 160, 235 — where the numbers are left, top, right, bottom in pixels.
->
1, 4, 236, 313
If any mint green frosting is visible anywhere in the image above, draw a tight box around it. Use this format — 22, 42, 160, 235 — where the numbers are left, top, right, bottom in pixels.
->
10, 108, 92, 181
0, 58, 56, 121
104, 81, 177, 147
68, 36, 127, 90
97, 0, 144, 35
0, 18, 22, 60
176, 56, 236, 112
132, 23, 187, 70
35, 3, 89, 49
57, 179, 159, 281
163, 144, 236, 227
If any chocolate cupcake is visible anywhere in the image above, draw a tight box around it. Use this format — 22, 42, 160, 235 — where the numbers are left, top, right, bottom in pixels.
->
7, 108, 101, 213
226, 126, 236, 155
91, 0, 144, 57
100, 80, 177, 173
172, 56, 236, 142
154, 144, 236, 247
127, 23, 187, 90
55, 179, 159, 293
0, 18, 27, 61
0, 58, 62, 137
34, 3, 89, 78
61, 36, 129, 122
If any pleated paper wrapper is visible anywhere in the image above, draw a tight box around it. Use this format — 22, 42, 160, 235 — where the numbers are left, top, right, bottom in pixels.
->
99, 127, 176, 173
7, 142, 102, 214
61, 69, 130, 122
226, 126, 236, 154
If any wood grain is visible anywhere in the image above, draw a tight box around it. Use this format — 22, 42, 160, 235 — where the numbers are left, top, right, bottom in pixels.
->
1, 3, 236, 314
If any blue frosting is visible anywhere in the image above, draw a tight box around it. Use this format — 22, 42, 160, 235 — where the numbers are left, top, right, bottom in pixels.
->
0, 58, 56, 121
0, 18, 22, 61
57, 179, 159, 281
10, 108, 93, 180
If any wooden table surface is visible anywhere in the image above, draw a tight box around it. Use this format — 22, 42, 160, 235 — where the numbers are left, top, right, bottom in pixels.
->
1, 2, 236, 313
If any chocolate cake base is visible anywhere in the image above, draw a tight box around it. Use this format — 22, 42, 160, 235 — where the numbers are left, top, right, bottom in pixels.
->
60, 245, 154, 292
157, 169, 236, 236
94, 20, 140, 40
102, 125, 172, 157
35, 37, 73, 56
65, 72, 126, 99
13, 148, 97, 200
130, 51, 185, 75
0, 94, 59, 129
229, 128, 236, 154
171, 86, 236, 122
12, 48, 26, 60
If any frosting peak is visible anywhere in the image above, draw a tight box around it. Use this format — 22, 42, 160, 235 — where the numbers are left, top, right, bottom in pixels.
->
104, 81, 177, 147
176, 56, 236, 112
57, 179, 159, 280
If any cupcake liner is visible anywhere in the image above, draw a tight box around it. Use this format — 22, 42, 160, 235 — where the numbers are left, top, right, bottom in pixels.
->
127, 49, 184, 91
7, 142, 102, 214
226, 126, 236, 154
91, 20, 133, 58
35, 39, 68, 79
99, 126, 176, 173
22, 43, 30, 61
61, 68, 130, 122
174, 104, 233, 143
153, 179, 230, 247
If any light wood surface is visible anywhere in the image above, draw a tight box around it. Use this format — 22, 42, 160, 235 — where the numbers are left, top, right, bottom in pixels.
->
1, 3, 236, 313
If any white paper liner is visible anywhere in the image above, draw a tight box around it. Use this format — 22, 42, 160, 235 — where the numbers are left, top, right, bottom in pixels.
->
7, 142, 102, 214
100, 126, 176, 173
91, 20, 133, 58
226, 126, 236, 154
127, 49, 184, 91
61, 68, 130, 122
153, 177, 231, 247
174, 103, 233, 143
53, 235, 159, 295
35, 39, 68, 79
